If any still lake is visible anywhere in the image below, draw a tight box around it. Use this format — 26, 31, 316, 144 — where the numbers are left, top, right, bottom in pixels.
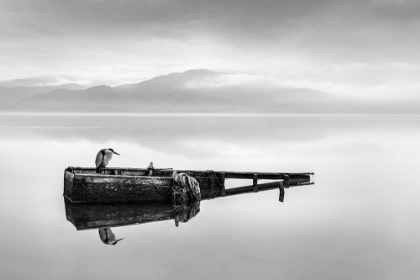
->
0, 114, 419, 280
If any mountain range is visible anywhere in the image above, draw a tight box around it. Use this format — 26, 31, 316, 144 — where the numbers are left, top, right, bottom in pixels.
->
0, 69, 418, 114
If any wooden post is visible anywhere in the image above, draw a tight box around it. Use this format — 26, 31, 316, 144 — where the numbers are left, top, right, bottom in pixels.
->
208, 176, 212, 197
253, 174, 258, 192
283, 174, 290, 188
148, 162, 153, 176
221, 172, 226, 197
279, 181, 285, 202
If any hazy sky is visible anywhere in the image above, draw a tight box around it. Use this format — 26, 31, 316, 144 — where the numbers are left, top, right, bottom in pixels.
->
1, 0, 419, 96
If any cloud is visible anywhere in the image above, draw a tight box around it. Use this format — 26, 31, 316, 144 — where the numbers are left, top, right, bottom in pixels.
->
184, 63, 420, 100
371, 0, 415, 6
1, 0, 420, 98
0, 75, 90, 87
184, 73, 273, 89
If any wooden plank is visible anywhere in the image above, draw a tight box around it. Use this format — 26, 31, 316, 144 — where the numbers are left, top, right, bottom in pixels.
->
67, 167, 312, 181
71, 166, 312, 174
178, 170, 312, 180
69, 175, 173, 203
68, 166, 174, 177
289, 181, 314, 187
64, 170, 74, 192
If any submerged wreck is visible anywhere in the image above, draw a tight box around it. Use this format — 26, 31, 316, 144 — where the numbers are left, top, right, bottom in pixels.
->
64, 163, 314, 204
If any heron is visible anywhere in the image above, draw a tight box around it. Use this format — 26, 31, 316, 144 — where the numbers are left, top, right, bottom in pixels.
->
99, 228, 123, 245
95, 148, 120, 174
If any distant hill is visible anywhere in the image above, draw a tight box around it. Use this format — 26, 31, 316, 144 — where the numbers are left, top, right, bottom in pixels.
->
17, 85, 130, 111
0, 83, 87, 104
0, 69, 418, 114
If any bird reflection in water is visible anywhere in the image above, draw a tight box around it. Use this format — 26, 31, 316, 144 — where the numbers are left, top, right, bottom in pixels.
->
98, 228, 124, 245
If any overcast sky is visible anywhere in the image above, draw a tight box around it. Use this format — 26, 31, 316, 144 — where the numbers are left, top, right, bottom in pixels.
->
1, 0, 419, 96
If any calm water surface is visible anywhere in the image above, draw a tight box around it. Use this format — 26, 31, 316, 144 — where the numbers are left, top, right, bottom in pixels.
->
0, 115, 419, 280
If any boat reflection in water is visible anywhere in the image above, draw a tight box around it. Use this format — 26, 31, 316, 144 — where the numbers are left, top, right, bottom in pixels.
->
173, 201, 200, 227
65, 200, 202, 229
65, 199, 202, 245
95, 203, 198, 243
64, 172, 313, 245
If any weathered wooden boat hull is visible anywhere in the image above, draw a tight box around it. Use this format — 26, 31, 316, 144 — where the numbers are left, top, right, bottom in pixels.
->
64, 172, 174, 203
64, 167, 313, 203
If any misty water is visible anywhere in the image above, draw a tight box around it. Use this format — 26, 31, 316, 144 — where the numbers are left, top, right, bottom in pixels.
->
0, 114, 419, 280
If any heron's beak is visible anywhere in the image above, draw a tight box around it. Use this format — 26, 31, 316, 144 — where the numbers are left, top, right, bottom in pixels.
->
112, 238, 124, 245
113, 151, 120, 156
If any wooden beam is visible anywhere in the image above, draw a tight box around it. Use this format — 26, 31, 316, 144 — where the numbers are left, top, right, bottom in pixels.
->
70, 166, 313, 175
67, 167, 313, 181
279, 181, 285, 202
220, 172, 226, 197
225, 181, 282, 196
283, 174, 290, 188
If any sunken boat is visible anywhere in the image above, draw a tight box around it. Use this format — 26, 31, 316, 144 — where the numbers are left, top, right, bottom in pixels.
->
64, 163, 314, 204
